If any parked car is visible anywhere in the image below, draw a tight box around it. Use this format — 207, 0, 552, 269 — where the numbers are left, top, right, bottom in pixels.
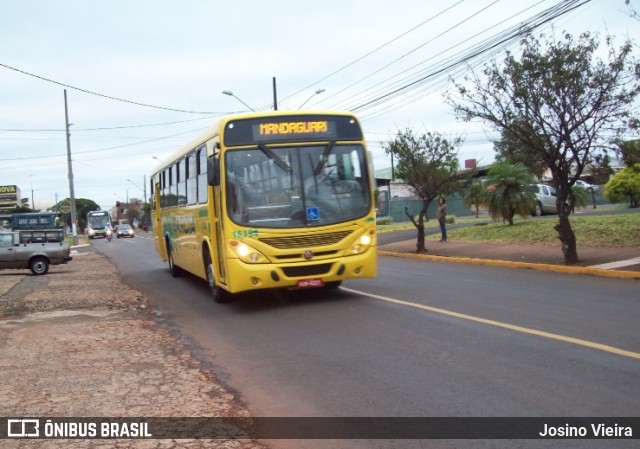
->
575, 179, 599, 193
529, 184, 570, 216
116, 224, 135, 238
0, 231, 72, 275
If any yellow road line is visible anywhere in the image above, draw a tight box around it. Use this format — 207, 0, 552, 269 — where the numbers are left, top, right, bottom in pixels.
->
341, 287, 640, 361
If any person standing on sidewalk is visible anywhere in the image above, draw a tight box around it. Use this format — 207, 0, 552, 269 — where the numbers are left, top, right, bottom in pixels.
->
436, 197, 447, 242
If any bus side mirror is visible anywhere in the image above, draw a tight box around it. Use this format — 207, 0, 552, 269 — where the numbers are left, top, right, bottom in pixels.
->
207, 157, 220, 186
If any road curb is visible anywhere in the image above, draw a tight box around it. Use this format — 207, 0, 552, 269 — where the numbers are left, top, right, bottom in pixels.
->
378, 250, 640, 280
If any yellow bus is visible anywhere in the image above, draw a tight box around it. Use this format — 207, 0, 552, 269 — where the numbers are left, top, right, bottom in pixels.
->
150, 111, 377, 302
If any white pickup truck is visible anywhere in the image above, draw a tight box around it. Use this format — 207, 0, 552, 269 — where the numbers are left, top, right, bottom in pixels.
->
0, 231, 73, 275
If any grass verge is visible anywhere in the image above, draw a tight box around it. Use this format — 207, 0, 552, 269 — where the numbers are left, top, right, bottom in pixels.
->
381, 213, 640, 247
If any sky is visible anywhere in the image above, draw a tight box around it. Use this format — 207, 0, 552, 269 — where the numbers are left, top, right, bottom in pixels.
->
1, 0, 638, 211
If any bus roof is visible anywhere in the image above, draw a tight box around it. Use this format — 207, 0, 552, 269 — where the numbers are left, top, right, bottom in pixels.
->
150, 110, 360, 176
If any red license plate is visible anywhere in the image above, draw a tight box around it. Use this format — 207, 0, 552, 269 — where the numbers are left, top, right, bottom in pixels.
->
296, 278, 325, 288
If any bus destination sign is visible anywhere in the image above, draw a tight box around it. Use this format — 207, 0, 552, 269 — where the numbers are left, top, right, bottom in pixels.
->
223, 115, 363, 146
259, 120, 330, 136
253, 120, 336, 142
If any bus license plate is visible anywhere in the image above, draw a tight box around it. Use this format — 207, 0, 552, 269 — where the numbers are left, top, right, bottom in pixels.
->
297, 278, 325, 288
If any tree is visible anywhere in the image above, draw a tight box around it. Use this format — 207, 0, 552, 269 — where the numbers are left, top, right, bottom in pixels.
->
3, 205, 33, 214
615, 139, 640, 167
494, 126, 547, 180
447, 32, 640, 264
587, 153, 615, 186
49, 198, 100, 232
462, 181, 485, 218
483, 162, 536, 225
383, 129, 471, 253
604, 163, 640, 208
626, 0, 639, 23
570, 185, 591, 212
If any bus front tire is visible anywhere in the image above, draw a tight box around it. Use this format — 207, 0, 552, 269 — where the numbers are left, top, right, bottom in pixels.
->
167, 242, 182, 277
204, 251, 230, 303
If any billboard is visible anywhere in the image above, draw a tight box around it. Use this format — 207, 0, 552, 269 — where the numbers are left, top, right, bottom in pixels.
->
0, 185, 21, 207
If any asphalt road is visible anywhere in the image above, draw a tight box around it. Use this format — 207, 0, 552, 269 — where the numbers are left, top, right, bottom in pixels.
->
92, 234, 640, 449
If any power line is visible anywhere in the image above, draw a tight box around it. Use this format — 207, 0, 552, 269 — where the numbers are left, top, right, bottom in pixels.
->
347, 0, 593, 115
0, 127, 205, 161
321, 0, 501, 109
0, 62, 223, 114
278, 0, 467, 105
0, 114, 220, 133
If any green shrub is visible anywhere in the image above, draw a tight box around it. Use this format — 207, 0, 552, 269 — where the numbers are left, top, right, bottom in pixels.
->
376, 216, 393, 225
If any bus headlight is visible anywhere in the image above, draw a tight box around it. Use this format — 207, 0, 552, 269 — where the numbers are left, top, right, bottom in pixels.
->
360, 234, 372, 246
350, 233, 373, 254
230, 240, 267, 264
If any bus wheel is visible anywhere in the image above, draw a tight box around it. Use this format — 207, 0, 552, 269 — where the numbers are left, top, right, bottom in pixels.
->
204, 250, 230, 303
167, 241, 182, 277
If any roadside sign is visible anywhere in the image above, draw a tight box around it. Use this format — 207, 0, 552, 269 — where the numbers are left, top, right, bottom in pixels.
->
58, 200, 71, 214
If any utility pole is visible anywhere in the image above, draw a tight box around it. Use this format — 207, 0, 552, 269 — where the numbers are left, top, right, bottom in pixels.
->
143, 174, 147, 204
29, 175, 34, 211
64, 89, 78, 246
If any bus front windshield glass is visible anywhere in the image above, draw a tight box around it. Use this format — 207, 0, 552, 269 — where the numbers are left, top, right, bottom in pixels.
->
225, 144, 371, 228
88, 214, 110, 229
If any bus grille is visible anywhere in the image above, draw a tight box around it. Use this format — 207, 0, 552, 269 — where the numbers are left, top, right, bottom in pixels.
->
259, 231, 352, 249
282, 263, 333, 277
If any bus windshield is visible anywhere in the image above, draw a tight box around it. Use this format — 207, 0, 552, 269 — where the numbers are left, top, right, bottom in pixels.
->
225, 143, 371, 228
88, 212, 110, 229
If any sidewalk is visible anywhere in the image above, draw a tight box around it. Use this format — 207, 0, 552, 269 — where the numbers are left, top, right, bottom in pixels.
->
0, 245, 267, 448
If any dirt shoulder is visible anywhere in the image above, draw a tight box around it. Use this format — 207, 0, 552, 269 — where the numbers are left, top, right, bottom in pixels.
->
0, 247, 267, 448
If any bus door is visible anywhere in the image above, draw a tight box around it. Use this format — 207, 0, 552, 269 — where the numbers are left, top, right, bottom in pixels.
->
153, 180, 166, 260
208, 148, 227, 286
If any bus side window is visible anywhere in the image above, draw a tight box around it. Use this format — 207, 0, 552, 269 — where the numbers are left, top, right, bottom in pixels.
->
197, 147, 208, 203
186, 152, 197, 205
177, 159, 186, 206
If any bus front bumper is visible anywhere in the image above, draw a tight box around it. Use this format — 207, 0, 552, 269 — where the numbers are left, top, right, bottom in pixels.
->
224, 249, 377, 293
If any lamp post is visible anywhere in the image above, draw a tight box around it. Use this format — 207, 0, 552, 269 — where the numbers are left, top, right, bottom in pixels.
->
222, 91, 255, 111
127, 178, 147, 204
298, 89, 326, 109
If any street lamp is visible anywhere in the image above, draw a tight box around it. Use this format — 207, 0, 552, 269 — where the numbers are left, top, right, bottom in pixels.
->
299, 89, 326, 109
127, 178, 147, 204
222, 90, 255, 111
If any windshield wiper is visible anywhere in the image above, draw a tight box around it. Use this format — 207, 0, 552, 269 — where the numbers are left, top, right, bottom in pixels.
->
258, 144, 291, 174
313, 141, 336, 176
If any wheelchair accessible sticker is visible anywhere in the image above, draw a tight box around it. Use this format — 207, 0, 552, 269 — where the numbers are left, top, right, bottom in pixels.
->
306, 207, 319, 221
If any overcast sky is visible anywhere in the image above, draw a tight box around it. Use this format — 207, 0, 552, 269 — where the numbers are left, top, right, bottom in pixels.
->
1, 0, 637, 210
